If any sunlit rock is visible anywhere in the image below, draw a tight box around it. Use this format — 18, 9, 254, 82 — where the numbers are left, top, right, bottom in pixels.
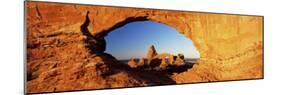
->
128, 58, 138, 68
147, 45, 158, 65
138, 57, 145, 67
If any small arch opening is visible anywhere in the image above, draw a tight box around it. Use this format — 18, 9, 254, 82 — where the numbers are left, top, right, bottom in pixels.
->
105, 21, 200, 72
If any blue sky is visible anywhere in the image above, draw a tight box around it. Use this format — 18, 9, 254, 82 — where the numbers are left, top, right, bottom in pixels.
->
105, 21, 200, 60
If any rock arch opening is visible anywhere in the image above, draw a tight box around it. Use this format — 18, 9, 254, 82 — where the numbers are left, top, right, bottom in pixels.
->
104, 21, 200, 73
81, 11, 200, 74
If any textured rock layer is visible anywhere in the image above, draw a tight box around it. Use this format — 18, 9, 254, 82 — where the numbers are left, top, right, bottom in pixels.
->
26, 1, 263, 93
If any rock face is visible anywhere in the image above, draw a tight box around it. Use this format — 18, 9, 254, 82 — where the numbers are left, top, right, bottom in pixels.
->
147, 45, 158, 65
26, 1, 263, 93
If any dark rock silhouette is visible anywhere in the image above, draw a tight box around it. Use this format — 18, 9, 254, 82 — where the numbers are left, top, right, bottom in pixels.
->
81, 11, 106, 53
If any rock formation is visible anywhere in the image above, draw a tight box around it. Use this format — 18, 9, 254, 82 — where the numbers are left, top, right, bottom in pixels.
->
178, 53, 184, 60
148, 52, 187, 69
149, 53, 170, 68
159, 58, 169, 70
128, 58, 138, 68
138, 58, 145, 67
147, 45, 158, 65
26, 1, 263, 93
174, 55, 185, 66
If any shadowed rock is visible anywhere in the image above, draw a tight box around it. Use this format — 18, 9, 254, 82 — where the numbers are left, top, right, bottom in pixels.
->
81, 11, 106, 53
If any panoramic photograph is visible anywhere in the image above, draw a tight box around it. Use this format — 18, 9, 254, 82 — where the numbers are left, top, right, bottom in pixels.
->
26, 1, 263, 94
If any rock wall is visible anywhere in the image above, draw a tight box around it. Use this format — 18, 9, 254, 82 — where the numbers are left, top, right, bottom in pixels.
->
26, 1, 263, 93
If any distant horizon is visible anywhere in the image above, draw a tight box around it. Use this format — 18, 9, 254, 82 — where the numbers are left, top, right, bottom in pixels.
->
105, 21, 200, 60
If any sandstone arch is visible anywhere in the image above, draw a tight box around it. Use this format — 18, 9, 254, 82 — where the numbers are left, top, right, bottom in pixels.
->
82, 7, 263, 82
26, 2, 263, 93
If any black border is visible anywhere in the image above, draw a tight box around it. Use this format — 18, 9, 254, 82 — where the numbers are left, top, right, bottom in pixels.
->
24, 1, 264, 94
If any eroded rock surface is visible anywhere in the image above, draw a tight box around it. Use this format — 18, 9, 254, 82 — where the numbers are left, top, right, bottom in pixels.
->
26, 1, 263, 93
